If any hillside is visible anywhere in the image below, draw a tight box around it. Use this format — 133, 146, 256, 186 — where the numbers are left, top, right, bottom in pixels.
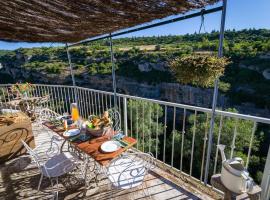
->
0, 29, 270, 117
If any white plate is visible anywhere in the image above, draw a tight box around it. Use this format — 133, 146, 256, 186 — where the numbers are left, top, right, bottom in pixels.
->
63, 129, 80, 137
55, 116, 63, 120
101, 141, 121, 153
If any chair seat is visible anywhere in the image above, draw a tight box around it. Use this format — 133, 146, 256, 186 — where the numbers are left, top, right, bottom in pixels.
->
107, 155, 146, 189
42, 152, 78, 178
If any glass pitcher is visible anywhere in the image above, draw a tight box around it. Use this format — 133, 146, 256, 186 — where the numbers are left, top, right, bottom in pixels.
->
71, 103, 80, 122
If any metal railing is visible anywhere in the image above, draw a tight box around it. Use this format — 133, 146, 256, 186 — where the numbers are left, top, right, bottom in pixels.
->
1, 84, 269, 199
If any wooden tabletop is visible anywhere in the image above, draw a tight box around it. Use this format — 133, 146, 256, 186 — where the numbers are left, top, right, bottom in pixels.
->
43, 121, 137, 166
0, 112, 30, 127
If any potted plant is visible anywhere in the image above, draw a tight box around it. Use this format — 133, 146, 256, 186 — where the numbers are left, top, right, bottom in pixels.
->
11, 82, 35, 98
169, 55, 230, 87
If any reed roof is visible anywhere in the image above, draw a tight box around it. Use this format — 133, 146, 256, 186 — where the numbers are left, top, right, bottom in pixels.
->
0, 0, 219, 43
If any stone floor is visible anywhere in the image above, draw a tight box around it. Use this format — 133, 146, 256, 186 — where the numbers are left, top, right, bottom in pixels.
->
0, 123, 218, 200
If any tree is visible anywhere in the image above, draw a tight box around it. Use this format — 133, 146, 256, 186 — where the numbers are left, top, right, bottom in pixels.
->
168, 108, 261, 182
127, 99, 164, 154
155, 44, 161, 51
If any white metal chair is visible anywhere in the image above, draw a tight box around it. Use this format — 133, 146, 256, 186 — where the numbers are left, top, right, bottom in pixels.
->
35, 108, 61, 125
107, 108, 121, 132
34, 95, 50, 114
33, 108, 64, 142
21, 140, 81, 199
106, 152, 154, 199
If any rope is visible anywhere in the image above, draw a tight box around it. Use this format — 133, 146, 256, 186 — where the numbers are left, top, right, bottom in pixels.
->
198, 9, 206, 34
109, 34, 117, 109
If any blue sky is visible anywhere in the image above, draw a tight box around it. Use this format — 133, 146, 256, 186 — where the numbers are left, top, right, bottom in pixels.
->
0, 0, 269, 50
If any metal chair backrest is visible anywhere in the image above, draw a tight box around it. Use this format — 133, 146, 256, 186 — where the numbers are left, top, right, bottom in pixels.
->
39, 95, 50, 105
37, 108, 60, 123
21, 140, 42, 170
108, 108, 121, 132
107, 152, 154, 188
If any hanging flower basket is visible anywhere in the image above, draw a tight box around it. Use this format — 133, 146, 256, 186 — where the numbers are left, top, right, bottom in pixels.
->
169, 55, 230, 87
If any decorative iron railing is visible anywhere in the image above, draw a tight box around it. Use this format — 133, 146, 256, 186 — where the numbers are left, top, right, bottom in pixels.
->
1, 84, 269, 199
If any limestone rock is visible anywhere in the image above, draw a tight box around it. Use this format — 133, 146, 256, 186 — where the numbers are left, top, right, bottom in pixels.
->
138, 63, 151, 72
263, 68, 270, 80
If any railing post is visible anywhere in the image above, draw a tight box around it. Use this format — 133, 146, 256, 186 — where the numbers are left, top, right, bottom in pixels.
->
204, 0, 227, 184
123, 97, 128, 136
261, 145, 270, 200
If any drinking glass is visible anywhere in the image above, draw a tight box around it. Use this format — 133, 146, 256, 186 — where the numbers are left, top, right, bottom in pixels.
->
71, 103, 79, 121
81, 122, 87, 140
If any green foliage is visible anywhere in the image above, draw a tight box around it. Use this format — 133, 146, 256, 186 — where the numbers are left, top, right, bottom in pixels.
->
187, 108, 261, 182
167, 108, 262, 182
155, 44, 161, 51
1, 28, 270, 109
0, 72, 14, 84
127, 99, 164, 153
88, 62, 113, 75
169, 55, 230, 87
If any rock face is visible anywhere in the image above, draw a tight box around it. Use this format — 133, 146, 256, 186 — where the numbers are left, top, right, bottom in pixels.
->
259, 53, 270, 59
79, 75, 226, 109
263, 69, 270, 80
239, 60, 270, 80
138, 63, 151, 72
1, 58, 269, 117
0, 61, 225, 108
138, 61, 167, 72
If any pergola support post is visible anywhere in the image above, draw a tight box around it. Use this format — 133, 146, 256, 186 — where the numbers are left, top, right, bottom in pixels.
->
65, 43, 78, 104
261, 146, 270, 200
109, 34, 117, 109
204, 0, 227, 185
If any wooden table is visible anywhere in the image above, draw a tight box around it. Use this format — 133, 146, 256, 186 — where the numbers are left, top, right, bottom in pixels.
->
0, 112, 34, 163
43, 121, 137, 166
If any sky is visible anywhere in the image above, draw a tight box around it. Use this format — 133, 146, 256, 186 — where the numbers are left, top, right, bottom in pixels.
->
0, 0, 269, 50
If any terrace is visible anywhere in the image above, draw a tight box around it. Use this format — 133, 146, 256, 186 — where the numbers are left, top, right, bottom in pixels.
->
0, 0, 270, 200
1, 84, 270, 200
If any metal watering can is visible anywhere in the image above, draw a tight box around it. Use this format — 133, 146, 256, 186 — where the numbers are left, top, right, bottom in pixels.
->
218, 144, 254, 194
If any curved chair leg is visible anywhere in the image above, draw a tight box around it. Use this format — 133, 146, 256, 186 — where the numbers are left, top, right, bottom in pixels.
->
50, 177, 59, 200
37, 174, 43, 191
56, 177, 59, 200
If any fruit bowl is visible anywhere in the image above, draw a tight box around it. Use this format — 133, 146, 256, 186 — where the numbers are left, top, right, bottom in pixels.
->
85, 111, 112, 137
86, 126, 109, 137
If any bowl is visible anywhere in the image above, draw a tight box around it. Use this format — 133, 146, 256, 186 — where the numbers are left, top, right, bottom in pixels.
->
86, 126, 110, 137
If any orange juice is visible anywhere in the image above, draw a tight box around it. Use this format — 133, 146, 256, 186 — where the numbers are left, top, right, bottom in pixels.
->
71, 103, 79, 121
63, 119, 68, 130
